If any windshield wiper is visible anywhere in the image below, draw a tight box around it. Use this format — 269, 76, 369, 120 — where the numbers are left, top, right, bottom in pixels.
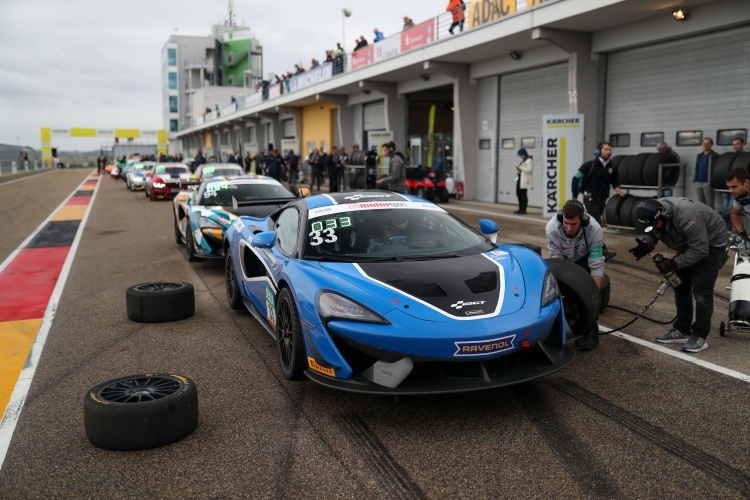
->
400, 252, 460, 261
305, 255, 356, 262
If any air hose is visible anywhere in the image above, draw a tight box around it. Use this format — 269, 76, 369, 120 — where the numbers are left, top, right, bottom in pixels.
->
596, 279, 678, 336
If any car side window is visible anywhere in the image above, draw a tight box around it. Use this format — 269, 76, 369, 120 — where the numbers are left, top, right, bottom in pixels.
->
274, 208, 300, 256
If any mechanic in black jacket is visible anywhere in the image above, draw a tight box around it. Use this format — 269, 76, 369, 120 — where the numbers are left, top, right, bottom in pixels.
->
571, 141, 625, 261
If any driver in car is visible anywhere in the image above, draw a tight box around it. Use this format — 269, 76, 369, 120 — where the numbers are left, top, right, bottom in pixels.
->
367, 210, 412, 253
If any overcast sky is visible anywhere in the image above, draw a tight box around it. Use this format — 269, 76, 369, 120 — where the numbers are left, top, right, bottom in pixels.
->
0, 0, 443, 152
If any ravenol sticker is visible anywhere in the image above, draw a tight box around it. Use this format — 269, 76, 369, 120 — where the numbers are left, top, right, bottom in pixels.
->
308, 357, 335, 377
265, 285, 276, 328
454, 335, 515, 357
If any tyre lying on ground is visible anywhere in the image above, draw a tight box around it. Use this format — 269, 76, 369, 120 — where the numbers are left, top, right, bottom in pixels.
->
126, 282, 195, 322
84, 373, 199, 451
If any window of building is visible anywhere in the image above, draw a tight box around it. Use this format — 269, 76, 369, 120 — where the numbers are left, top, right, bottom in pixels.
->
609, 133, 630, 148
717, 129, 747, 146
478, 139, 491, 150
168, 72, 177, 90
676, 131, 703, 147
169, 96, 178, 113
521, 137, 535, 149
168, 48, 177, 66
170, 119, 178, 132
501, 138, 515, 150
640, 132, 664, 147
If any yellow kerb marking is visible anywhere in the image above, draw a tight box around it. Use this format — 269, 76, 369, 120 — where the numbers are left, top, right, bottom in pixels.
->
51, 205, 87, 221
0, 319, 43, 418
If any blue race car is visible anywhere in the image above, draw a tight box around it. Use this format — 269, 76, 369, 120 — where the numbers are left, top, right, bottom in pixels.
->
174, 175, 307, 261
224, 191, 583, 395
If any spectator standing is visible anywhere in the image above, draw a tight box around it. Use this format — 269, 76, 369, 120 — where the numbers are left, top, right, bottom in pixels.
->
309, 148, 323, 192
657, 140, 680, 163
354, 36, 368, 51
332, 44, 344, 75
244, 151, 253, 173
376, 141, 407, 193
325, 147, 341, 192
432, 148, 445, 180
267, 150, 286, 182
447, 0, 466, 34
629, 198, 727, 353
310, 58, 320, 69
254, 151, 264, 175
286, 149, 299, 189
403, 16, 415, 30
514, 148, 533, 214
694, 137, 719, 208
230, 95, 238, 107
571, 141, 624, 261
194, 150, 207, 170
373, 28, 384, 42
337, 146, 348, 191
545, 200, 605, 350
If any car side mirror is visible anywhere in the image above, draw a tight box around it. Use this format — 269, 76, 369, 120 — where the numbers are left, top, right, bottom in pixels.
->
297, 187, 311, 198
252, 231, 277, 249
479, 219, 499, 244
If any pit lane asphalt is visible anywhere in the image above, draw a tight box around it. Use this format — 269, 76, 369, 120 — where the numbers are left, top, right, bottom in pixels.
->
1, 169, 749, 498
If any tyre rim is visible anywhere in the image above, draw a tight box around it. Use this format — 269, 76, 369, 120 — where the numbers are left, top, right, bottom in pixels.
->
134, 282, 185, 293
98, 376, 181, 403
226, 256, 236, 301
278, 298, 293, 369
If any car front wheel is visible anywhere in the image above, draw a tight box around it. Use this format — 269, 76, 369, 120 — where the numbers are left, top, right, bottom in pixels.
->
276, 287, 306, 381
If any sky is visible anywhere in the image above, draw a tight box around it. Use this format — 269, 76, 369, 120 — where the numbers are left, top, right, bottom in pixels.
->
0, 0, 443, 152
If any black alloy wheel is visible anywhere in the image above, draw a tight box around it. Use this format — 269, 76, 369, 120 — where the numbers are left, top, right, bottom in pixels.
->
276, 287, 306, 381
226, 253, 243, 310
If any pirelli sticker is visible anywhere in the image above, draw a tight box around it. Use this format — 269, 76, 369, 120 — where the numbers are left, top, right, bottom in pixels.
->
454, 334, 515, 356
308, 357, 335, 377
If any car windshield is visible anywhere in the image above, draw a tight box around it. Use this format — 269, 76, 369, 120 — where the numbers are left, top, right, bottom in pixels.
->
155, 166, 190, 176
198, 179, 294, 205
302, 203, 493, 261
200, 166, 243, 179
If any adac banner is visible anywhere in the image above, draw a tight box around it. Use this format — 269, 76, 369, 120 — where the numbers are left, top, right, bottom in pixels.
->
467, 0, 548, 28
542, 114, 584, 217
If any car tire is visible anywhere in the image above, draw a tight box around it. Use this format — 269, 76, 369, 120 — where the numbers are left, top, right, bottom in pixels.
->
174, 216, 183, 245
617, 155, 632, 186
416, 187, 428, 199
276, 287, 307, 381
438, 187, 450, 203
185, 233, 201, 262
605, 194, 625, 226
517, 243, 542, 256
84, 373, 198, 451
600, 273, 610, 312
225, 253, 244, 311
126, 282, 195, 323
628, 153, 650, 186
545, 258, 599, 336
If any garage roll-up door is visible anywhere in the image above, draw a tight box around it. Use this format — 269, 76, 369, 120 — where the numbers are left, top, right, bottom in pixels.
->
474, 76, 499, 202
605, 25, 750, 198
364, 101, 386, 131
498, 64, 569, 206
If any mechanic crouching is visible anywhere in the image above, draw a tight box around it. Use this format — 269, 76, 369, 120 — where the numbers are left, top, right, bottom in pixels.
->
629, 198, 727, 353
545, 199, 605, 350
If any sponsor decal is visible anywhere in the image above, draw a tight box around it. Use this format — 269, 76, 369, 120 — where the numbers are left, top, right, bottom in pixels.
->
308, 357, 335, 377
451, 300, 486, 310
454, 335, 515, 356
465, 310, 485, 316
265, 285, 277, 328
343, 194, 394, 201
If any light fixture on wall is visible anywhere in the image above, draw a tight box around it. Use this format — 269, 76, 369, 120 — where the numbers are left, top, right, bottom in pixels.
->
672, 8, 687, 21
420, 74, 430, 82
363, 88, 371, 95
509, 50, 522, 60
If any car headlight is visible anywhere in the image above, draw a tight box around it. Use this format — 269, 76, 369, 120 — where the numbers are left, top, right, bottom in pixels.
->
317, 292, 389, 324
153, 182, 166, 188
541, 269, 559, 307
199, 216, 224, 229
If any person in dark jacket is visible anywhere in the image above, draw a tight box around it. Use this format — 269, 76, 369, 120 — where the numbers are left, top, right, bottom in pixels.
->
286, 149, 299, 189
325, 147, 340, 192
571, 141, 624, 261
629, 197, 727, 353
694, 137, 719, 208
376, 141, 407, 193
267, 150, 286, 181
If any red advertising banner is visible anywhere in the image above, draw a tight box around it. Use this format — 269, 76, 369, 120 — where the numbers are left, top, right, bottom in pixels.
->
401, 19, 436, 52
351, 45, 374, 70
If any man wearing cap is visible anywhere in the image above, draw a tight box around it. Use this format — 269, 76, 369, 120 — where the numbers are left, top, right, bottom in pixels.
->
514, 149, 533, 214
629, 197, 727, 352
571, 141, 624, 261
546, 199, 606, 350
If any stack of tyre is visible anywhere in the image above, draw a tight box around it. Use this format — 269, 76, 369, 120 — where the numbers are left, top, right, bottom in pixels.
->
613, 152, 681, 188
347, 150, 375, 189
605, 193, 657, 229
711, 151, 750, 189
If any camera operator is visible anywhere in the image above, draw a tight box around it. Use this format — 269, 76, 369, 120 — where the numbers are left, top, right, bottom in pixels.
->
628, 198, 727, 353
545, 199, 605, 350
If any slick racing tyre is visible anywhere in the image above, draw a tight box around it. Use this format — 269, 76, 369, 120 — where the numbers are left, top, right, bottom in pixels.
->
126, 282, 195, 323
545, 258, 599, 336
276, 287, 307, 381
600, 273, 610, 312
84, 373, 198, 451
225, 253, 244, 311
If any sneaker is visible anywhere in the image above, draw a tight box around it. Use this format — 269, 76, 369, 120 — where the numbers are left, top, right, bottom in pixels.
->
655, 328, 689, 344
574, 331, 599, 350
604, 251, 617, 261
682, 335, 708, 353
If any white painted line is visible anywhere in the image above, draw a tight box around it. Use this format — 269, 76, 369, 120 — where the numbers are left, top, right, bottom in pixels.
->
0, 173, 101, 472
0, 170, 55, 186
602, 326, 750, 384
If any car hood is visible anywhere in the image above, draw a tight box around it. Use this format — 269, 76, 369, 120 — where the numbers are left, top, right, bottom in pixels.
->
320, 250, 526, 321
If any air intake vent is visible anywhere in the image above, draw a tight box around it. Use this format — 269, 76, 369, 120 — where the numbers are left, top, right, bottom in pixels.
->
465, 272, 497, 294
386, 280, 447, 298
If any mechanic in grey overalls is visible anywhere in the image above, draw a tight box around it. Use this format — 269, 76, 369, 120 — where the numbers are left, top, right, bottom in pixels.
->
629, 197, 727, 353
545, 199, 605, 350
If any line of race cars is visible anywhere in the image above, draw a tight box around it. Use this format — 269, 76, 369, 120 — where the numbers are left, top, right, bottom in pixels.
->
112, 160, 601, 395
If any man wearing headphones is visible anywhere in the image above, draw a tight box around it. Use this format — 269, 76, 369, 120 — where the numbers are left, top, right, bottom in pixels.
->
629, 198, 727, 353
572, 141, 625, 261
545, 199, 605, 350
727, 167, 750, 238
